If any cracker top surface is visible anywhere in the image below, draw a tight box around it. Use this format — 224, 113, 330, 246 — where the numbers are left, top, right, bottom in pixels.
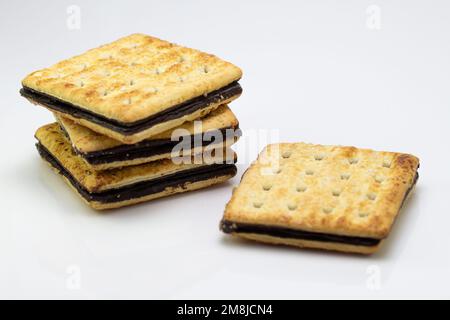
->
36, 123, 235, 193
57, 104, 239, 153
224, 143, 419, 239
23, 33, 242, 123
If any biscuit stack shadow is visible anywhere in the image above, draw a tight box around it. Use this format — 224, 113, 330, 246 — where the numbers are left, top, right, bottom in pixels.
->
21, 34, 243, 210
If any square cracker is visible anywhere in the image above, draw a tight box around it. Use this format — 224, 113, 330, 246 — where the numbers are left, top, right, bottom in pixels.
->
35, 123, 236, 210
22, 33, 242, 123
222, 143, 419, 253
22, 33, 242, 143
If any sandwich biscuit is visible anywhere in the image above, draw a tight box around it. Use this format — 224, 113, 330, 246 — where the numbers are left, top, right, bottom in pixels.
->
57, 105, 241, 170
22, 33, 242, 144
35, 123, 237, 210
221, 143, 419, 254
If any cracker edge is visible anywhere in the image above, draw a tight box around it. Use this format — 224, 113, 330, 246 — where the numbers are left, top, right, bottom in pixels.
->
55, 104, 239, 153
37, 92, 240, 144
81, 137, 238, 170
42, 158, 235, 210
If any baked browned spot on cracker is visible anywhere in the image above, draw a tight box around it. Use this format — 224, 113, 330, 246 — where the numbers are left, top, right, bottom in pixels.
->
35, 123, 237, 210
56, 105, 241, 170
22, 33, 242, 144
220, 143, 419, 254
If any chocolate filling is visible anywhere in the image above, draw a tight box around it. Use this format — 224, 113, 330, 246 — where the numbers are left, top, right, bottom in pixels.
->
36, 143, 237, 204
61, 125, 241, 165
221, 172, 419, 247
220, 220, 381, 246
21, 81, 242, 135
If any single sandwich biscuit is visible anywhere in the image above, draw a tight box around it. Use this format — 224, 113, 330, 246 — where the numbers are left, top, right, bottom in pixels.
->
221, 143, 419, 254
56, 105, 241, 170
35, 123, 237, 210
22, 33, 242, 144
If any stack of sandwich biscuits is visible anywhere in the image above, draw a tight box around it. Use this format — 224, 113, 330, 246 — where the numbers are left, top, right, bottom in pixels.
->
21, 33, 243, 210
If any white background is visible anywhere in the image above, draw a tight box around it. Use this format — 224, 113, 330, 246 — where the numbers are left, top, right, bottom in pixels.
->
1, 0, 449, 299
